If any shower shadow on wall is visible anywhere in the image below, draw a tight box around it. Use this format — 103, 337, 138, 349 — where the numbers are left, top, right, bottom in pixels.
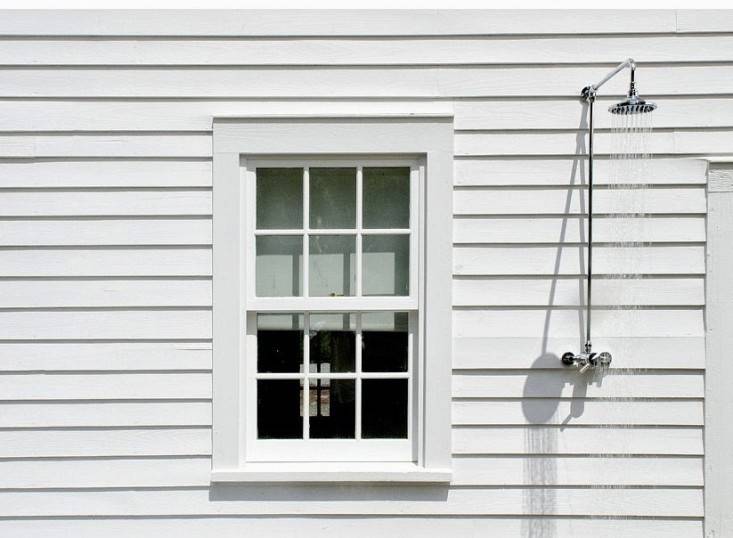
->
520, 101, 599, 538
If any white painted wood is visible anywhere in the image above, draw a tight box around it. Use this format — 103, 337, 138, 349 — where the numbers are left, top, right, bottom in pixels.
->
453, 400, 704, 426
0, 10, 721, 533
453, 372, 704, 399
0, 10, 681, 36
0, 248, 211, 277
705, 165, 733, 538
0, 487, 702, 517
0, 191, 211, 217
0, 428, 211, 458
0, 279, 211, 308
0, 342, 211, 371
0, 134, 211, 158
211, 463, 452, 483
453, 426, 703, 455
213, 117, 453, 474
452, 456, 704, 486
453, 337, 705, 369
454, 187, 706, 215
2, 65, 733, 98
4, 99, 733, 132
0, 457, 212, 489
454, 245, 705, 276
0, 519, 705, 538
0, 310, 212, 340
453, 309, 704, 338
0, 101, 451, 132
0, 455, 699, 489
0, 402, 211, 427
0, 160, 212, 188
0, 373, 211, 400
6, 36, 733, 66
455, 157, 708, 186
453, 278, 704, 307
455, 98, 733, 130
454, 217, 705, 244
455, 130, 733, 157
0, 219, 212, 246
676, 10, 733, 32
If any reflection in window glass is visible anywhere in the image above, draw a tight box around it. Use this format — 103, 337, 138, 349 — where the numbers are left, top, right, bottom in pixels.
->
309, 168, 357, 229
309, 379, 355, 439
362, 312, 408, 372
256, 168, 303, 230
309, 235, 356, 297
256, 235, 303, 297
362, 234, 409, 296
363, 167, 410, 229
362, 379, 408, 439
309, 314, 356, 373
257, 380, 303, 439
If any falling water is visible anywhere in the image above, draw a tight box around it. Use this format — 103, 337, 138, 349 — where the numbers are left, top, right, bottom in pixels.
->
590, 106, 656, 475
604, 105, 655, 362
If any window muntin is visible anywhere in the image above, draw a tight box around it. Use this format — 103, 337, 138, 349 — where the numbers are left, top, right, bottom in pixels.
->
245, 159, 419, 462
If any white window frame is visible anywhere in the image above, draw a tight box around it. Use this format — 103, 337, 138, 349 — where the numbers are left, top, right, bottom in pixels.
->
245, 157, 418, 463
211, 116, 453, 483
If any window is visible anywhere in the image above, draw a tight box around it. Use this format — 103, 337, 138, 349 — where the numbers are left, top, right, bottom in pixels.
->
246, 161, 417, 462
211, 117, 453, 482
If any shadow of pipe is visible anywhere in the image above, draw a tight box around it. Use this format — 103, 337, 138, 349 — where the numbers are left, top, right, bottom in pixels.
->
520, 101, 593, 538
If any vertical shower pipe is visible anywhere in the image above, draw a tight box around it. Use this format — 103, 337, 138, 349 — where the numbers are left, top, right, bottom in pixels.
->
585, 90, 595, 354
561, 58, 639, 368
580, 58, 636, 355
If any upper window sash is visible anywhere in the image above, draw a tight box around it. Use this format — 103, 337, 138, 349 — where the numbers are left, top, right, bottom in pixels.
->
243, 158, 420, 311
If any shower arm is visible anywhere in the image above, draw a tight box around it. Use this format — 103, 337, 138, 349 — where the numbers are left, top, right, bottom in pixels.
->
579, 58, 636, 354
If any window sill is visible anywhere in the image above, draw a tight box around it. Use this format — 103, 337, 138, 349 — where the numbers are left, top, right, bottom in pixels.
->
211, 462, 452, 483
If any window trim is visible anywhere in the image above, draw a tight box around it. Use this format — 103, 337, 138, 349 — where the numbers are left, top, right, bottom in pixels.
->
244, 158, 419, 462
211, 116, 453, 483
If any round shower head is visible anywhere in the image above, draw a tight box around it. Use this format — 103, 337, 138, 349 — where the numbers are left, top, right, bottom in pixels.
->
609, 94, 657, 115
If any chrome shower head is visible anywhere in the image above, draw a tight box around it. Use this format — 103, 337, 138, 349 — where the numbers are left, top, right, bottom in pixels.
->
609, 95, 657, 115
609, 82, 657, 115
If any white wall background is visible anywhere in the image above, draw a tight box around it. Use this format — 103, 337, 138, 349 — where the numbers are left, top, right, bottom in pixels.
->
0, 9, 722, 538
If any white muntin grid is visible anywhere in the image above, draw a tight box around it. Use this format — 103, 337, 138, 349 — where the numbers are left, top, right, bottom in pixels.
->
243, 157, 420, 462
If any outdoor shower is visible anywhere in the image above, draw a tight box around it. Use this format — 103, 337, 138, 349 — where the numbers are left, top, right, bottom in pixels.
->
561, 58, 657, 371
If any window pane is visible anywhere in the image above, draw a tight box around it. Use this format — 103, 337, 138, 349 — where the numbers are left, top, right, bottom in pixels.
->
309, 379, 355, 439
309, 235, 356, 297
309, 313, 356, 373
256, 168, 303, 230
362, 379, 408, 439
257, 314, 304, 373
256, 235, 302, 297
362, 312, 408, 372
309, 168, 356, 229
362, 234, 409, 296
257, 380, 303, 439
363, 167, 410, 229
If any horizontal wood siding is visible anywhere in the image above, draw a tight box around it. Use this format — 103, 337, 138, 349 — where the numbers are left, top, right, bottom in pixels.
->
0, 10, 721, 538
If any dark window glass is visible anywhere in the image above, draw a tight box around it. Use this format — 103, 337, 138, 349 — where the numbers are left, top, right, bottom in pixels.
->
362, 312, 408, 372
309, 379, 355, 439
257, 380, 303, 439
257, 330, 303, 373
362, 379, 408, 439
257, 314, 303, 373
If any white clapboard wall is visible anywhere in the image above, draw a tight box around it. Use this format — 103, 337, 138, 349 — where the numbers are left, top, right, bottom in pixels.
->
0, 9, 720, 538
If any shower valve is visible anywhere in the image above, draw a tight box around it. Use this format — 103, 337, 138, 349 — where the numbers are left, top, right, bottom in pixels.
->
561, 350, 612, 370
